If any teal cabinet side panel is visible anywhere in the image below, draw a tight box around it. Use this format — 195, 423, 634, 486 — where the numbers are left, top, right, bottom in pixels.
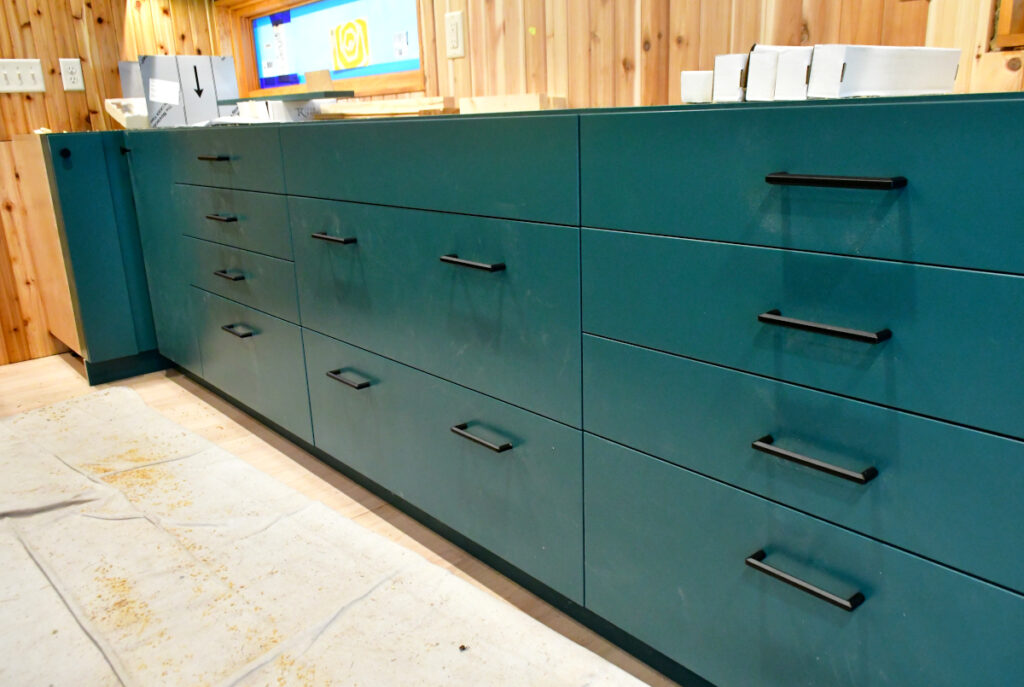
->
581, 229, 1024, 439
281, 115, 580, 225
304, 329, 584, 601
100, 131, 157, 353
124, 130, 202, 375
580, 99, 1024, 274
584, 434, 1024, 687
583, 334, 1024, 593
44, 132, 139, 363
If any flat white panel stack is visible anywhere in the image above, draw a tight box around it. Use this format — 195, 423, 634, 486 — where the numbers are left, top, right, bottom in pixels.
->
808, 45, 961, 98
712, 54, 749, 103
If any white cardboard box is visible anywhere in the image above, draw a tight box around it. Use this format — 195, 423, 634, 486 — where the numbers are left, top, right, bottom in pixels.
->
680, 71, 714, 103
744, 51, 779, 102
712, 53, 748, 103
747, 45, 814, 101
807, 45, 961, 99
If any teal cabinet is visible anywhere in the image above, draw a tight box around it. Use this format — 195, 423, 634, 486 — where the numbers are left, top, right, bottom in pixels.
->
583, 334, 1024, 593
43, 131, 162, 382
194, 289, 311, 442
124, 130, 203, 375
582, 229, 1024, 439
281, 115, 580, 225
585, 435, 1024, 687
184, 237, 299, 323
177, 184, 292, 259
169, 127, 285, 193
581, 99, 1024, 274
291, 198, 582, 427
304, 329, 583, 601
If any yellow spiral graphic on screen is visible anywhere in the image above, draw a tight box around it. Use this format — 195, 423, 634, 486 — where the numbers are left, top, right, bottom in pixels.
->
333, 18, 370, 70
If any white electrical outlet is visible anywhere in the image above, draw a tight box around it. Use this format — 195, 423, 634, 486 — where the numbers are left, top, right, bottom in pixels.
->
60, 58, 85, 91
445, 10, 465, 59
0, 59, 46, 93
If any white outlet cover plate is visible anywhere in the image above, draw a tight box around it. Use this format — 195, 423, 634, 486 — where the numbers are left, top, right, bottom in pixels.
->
0, 59, 46, 93
60, 58, 85, 91
445, 11, 465, 59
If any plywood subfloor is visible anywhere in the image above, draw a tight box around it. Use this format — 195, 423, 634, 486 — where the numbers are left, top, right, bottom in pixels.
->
0, 353, 678, 687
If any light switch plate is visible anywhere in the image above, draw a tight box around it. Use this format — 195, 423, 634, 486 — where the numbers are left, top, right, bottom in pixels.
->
0, 59, 46, 93
60, 58, 85, 91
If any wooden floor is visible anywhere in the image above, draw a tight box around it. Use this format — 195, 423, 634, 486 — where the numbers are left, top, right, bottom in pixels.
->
0, 353, 678, 687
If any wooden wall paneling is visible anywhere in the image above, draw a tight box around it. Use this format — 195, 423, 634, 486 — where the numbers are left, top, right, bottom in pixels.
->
523, 0, 547, 93
53, 0, 94, 131
502, 0, 527, 95
417, 0, 439, 97
69, 0, 108, 131
0, 3, 29, 139
972, 47, 1024, 88
927, 0, 997, 92
447, 0, 473, 96
667, 0, 701, 103
467, 0, 491, 95
699, 0, 732, 69
640, 0, 670, 105
730, 0, 762, 51
589, 0, 615, 107
840, 0, 886, 44
881, 0, 931, 45
543, 0, 567, 97
91, 0, 127, 122
25, 0, 72, 133
763, 0, 807, 45
566, 1, 590, 107
613, 0, 638, 106
802, 0, 841, 44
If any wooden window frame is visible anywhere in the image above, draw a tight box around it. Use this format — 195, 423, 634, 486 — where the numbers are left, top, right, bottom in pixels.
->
215, 0, 427, 98
993, 0, 1024, 50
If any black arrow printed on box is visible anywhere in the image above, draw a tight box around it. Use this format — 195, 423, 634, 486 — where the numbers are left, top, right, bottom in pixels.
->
193, 65, 203, 98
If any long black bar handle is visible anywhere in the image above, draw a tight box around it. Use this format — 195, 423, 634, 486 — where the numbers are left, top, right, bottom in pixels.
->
311, 232, 357, 245
758, 309, 891, 344
745, 550, 865, 612
205, 213, 238, 223
766, 171, 907, 191
221, 323, 253, 339
326, 369, 370, 390
451, 422, 512, 453
752, 435, 878, 485
197, 154, 230, 162
440, 254, 506, 272
213, 269, 245, 282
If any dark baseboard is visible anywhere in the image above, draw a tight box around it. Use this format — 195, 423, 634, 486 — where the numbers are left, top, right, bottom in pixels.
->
83, 349, 170, 385
177, 366, 715, 687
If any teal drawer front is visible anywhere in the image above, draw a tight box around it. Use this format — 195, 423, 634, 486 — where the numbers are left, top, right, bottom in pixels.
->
281, 115, 579, 225
195, 289, 311, 442
177, 184, 292, 259
170, 127, 284, 193
585, 435, 1024, 687
581, 99, 1024, 273
125, 131, 202, 375
583, 335, 1024, 593
291, 198, 582, 427
582, 230, 1024, 439
185, 237, 298, 323
304, 329, 583, 601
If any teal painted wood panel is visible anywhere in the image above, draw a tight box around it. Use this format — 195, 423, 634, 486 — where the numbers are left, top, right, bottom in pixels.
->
280, 115, 579, 225
44, 132, 145, 363
583, 334, 1024, 593
184, 237, 299, 323
291, 198, 582, 427
304, 328, 584, 601
177, 184, 293, 259
124, 130, 203, 375
194, 289, 311, 442
581, 229, 1024, 439
584, 434, 1024, 687
581, 99, 1024, 274
168, 126, 285, 193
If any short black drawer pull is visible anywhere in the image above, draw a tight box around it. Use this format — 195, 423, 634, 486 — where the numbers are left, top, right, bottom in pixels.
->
745, 549, 865, 612
311, 232, 357, 245
205, 213, 238, 223
197, 154, 230, 162
213, 269, 245, 282
221, 323, 253, 339
752, 435, 878, 484
765, 171, 907, 191
326, 368, 370, 390
440, 254, 506, 273
758, 309, 891, 344
451, 422, 512, 453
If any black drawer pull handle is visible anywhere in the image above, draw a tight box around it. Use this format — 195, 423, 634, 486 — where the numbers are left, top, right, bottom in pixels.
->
205, 213, 238, 223
311, 232, 357, 245
440, 254, 506, 272
758, 309, 891, 344
766, 171, 907, 190
213, 269, 245, 282
197, 154, 230, 162
752, 435, 878, 484
221, 323, 253, 339
451, 422, 512, 453
326, 368, 370, 390
745, 550, 865, 612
